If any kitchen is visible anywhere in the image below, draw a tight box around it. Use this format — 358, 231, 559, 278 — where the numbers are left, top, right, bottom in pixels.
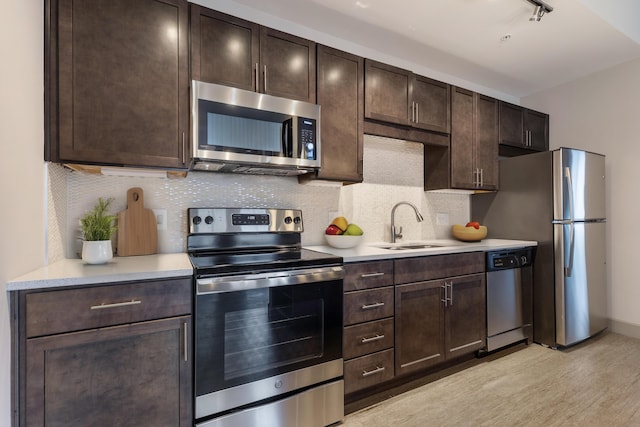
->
3, 0, 640, 426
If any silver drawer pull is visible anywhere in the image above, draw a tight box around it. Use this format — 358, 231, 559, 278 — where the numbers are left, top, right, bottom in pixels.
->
361, 334, 385, 344
90, 300, 141, 310
362, 366, 385, 377
361, 302, 385, 310
360, 272, 385, 278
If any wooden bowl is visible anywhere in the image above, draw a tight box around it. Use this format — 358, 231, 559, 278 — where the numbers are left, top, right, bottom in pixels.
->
452, 224, 487, 242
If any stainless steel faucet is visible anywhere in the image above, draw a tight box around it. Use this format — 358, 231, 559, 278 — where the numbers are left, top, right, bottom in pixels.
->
390, 201, 424, 243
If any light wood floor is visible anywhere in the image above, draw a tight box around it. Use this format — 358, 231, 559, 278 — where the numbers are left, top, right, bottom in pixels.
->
342, 332, 640, 427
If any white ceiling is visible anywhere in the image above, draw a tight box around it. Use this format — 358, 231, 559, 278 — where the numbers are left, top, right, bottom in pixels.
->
223, 0, 640, 99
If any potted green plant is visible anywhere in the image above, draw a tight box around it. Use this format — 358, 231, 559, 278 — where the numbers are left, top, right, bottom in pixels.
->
80, 197, 118, 264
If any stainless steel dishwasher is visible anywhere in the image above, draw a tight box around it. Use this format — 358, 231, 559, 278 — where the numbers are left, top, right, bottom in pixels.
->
486, 247, 534, 352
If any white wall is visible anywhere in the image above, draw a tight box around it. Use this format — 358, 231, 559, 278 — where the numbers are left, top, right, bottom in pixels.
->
0, 2, 45, 424
523, 57, 640, 334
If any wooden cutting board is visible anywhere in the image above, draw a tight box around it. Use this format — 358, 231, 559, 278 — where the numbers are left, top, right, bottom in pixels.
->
117, 187, 158, 256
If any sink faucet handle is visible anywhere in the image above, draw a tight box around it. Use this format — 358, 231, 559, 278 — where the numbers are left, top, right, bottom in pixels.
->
394, 225, 403, 240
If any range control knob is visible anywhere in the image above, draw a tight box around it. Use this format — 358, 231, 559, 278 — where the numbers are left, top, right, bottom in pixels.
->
284, 216, 293, 224
520, 255, 528, 264
205, 216, 214, 225
293, 216, 301, 224
192, 216, 202, 225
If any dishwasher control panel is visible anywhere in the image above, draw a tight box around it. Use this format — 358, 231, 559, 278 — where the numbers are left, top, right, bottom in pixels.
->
486, 248, 534, 271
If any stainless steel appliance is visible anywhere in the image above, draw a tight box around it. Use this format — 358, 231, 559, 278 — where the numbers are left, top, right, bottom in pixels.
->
472, 148, 607, 348
188, 208, 344, 427
191, 81, 321, 175
486, 248, 534, 352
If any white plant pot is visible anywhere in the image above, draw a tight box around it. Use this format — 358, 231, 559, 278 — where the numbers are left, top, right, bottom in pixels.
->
82, 240, 113, 264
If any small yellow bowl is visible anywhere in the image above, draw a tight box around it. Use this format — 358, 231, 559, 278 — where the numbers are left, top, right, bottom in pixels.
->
325, 234, 363, 249
452, 224, 487, 242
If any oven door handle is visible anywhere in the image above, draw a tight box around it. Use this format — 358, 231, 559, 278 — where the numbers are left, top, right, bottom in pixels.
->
196, 266, 345, 294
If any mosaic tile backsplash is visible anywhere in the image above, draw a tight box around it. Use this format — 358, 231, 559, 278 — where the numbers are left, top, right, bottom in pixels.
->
49, 135, 471, 260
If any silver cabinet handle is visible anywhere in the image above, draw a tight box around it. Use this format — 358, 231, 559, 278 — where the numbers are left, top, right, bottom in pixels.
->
183, 321, 188, 362
480, 168, 484, 187
361, 272, 385, 278
182, 132, 186, 164
416, 102, 419, 123
255, 63, 259, 92
263, 65, 267, 93
361, 302, 385, 310
361, 334, 385, 344
410, 101, 415, 123
362, 366, 385, 377
441, 281, 453, 306
90, 300, 141, 310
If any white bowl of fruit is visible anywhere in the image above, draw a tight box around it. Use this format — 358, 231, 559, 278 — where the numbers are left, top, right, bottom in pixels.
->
325, 216, 364, 249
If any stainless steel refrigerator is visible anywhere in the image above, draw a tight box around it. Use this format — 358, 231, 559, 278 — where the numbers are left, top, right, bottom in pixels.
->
472, 148, 607, 348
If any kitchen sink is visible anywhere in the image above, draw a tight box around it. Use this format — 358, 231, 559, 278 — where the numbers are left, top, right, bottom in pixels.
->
372, 243, 449, 251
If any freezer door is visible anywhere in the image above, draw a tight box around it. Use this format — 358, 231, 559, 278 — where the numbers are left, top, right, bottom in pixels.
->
553, 148, 606, 221
554, 221, 607, 346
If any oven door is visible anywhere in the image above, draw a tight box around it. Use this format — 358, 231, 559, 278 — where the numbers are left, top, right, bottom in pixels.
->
194, 266, 344, 420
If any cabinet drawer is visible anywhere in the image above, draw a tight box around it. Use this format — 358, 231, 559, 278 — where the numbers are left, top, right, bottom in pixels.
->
344, 260, 394, 291
344, 287, 394, 326
344, 348, 394, 394
395, 252, 484, 284
26, 278, 192, 338
344, 318, 394, 360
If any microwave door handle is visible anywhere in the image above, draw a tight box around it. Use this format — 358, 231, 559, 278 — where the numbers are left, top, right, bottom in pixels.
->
282, 119, 293, 157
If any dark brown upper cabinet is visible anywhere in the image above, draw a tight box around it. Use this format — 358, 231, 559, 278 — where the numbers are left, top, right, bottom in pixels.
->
190, 5, 316, 103
46, 0, 190, 169
499, 101, 549, 154
311, 45, 364, 183
450, 87, 499, 191
364, 59, 450, 134
411, 75, 451, 134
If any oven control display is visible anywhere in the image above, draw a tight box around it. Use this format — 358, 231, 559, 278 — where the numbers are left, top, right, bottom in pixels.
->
232, 214, 270, 226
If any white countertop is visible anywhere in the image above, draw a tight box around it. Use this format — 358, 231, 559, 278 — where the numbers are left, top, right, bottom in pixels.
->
306, 238, 537, 263
6, 253, 193, 291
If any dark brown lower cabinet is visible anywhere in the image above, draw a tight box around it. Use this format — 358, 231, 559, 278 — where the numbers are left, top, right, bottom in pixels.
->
12, 277, 193, 427
395, 272, 486, 377
25, 317, 191, 427
395, 280, 445, 375
445, 273, 486, 359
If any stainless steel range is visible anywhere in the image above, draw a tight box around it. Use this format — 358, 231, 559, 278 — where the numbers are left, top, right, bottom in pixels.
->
188, 208, 345, 427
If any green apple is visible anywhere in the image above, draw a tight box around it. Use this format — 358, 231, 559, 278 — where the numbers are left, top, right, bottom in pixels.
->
344, 223, 363, 236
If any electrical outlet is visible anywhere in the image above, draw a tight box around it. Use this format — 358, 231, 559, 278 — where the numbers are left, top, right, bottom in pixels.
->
436, 213, 449, 226
152, 208, 167, 231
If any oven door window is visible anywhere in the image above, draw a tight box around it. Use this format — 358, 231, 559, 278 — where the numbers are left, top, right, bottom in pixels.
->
195, 280, 342, 396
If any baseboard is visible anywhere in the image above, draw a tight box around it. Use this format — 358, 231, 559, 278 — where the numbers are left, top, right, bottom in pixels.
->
609, 319, 640, 340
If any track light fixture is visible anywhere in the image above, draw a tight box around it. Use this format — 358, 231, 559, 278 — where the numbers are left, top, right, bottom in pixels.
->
526, 0, 553, 22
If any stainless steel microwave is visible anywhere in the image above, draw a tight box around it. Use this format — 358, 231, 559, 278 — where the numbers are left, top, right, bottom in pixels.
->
191, 80, 321, 176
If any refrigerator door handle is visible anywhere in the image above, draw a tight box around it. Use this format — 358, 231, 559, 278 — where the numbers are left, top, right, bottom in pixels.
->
565, 222, 575, 277
564, 166, 575, 222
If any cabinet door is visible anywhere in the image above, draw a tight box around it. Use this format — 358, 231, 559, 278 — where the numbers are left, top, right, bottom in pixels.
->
259, 27, 316, 102
445, 273, 486, 359
450, 86, 475, 189
475, 94, 498, 190
364, 60, 411, 126
314, 45, 363, 182
53, 0, 189, 168
25, 317, 192, 427
411, 76, 450, 134
525, 109, 549, 151
498, 101, 525, 148
395, 280, 445, 376
190, 5, 259, 91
